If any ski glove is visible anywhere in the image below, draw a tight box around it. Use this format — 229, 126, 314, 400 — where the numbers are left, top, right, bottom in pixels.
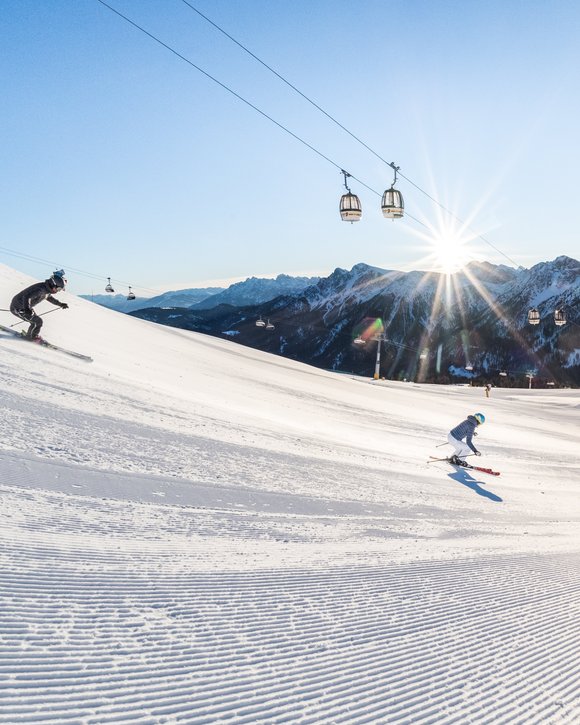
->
475, 450, 482, 456
60, 303, 69, 309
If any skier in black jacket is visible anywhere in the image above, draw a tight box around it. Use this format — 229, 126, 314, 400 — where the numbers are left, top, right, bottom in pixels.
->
10, 270, 69, 340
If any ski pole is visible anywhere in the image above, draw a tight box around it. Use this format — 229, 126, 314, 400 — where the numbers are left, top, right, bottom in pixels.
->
436, 442, 448, 448
9, 307, 63, 328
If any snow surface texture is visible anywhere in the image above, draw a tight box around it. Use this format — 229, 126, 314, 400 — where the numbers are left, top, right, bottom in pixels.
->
0, 263, 578, 724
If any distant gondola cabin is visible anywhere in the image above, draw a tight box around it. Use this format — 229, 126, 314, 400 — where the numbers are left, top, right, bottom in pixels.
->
527, 308, 540, 325
554, 309, 566, 326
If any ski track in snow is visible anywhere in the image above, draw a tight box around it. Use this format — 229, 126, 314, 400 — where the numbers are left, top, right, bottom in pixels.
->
0, 481, 579, 724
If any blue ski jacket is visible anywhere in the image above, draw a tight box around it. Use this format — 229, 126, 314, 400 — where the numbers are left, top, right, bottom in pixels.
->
449, 415, 479, 453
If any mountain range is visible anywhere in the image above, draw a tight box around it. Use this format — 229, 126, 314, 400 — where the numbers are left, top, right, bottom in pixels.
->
81, 287, 224, 313
129, 256, 580, 386
83, 274, 320, 313
191, 274, 320, 309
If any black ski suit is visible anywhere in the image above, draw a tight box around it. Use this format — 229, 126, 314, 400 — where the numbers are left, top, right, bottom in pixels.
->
10, 281, 66, 339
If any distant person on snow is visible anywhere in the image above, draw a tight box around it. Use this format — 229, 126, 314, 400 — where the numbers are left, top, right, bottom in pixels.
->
447, 413, 485, 465
485, 383, 491, 398
10, 270, 68, 340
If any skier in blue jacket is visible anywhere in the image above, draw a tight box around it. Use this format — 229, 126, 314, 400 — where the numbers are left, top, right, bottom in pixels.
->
447, 413, 485, 464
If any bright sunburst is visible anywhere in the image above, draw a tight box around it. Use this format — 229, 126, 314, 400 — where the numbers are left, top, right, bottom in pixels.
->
407, 215, 478, 276
429, 227, 472, 274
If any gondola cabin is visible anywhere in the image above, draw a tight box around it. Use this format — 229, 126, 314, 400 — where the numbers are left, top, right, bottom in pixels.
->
353, 336, 366, 345
105, 277, 115, 293
527, 308, 540, 325
255, 317, 266, 327
554, 308, 566, 326
127, 287, 136, 301
340, 192, 362, 222
266, 320, 275, 330
381, 187, 404, 219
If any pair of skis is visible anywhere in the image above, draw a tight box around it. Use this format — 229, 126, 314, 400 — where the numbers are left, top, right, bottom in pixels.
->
428, 455, 500, 477
0, 323, 93, 363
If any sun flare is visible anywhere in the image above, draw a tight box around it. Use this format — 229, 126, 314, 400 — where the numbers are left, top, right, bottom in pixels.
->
430, 230, 472, 274
402, 211, 480, 277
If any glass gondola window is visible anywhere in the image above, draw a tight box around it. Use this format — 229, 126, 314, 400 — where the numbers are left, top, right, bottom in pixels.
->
554, 308, 566, 326
105, 277, 115, 293
381, 163, 404, 219
339, 170, 362, 222
527, 308, 540, 325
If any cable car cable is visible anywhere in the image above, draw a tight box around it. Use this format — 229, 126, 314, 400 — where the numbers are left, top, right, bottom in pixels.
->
177, 0, 520, 267
94, 0, 427, 227
94, 2, 361, 185
178, 0, 399, 172
0, 244, 162, 296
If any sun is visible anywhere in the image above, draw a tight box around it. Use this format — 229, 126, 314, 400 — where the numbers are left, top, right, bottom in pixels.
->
430, 229, 472, 274
402, 209, 479, 276
413, 214, 477, 275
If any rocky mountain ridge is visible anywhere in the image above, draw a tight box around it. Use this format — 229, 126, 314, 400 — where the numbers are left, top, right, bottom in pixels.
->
83, 273, 319, 313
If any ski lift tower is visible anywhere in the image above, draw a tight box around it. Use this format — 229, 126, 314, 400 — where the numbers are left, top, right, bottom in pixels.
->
372, 333, 389, 380
525, 370, 535, 389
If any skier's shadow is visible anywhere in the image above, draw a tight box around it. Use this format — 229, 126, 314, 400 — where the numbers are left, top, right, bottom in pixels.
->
448, 469, 503, 502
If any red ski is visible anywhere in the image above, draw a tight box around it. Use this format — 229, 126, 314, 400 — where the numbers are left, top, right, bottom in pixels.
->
428, 455, 500, 476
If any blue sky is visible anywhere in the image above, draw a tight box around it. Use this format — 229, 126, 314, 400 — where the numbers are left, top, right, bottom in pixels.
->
1, 0, 579, 296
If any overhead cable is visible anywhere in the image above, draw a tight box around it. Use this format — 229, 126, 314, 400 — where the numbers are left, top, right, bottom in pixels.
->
94, 0, 427, 226
177, 0, 520, 267
0, 245, 162, 295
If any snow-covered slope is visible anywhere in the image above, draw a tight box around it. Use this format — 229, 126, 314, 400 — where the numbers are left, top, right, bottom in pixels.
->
0, 263, 579, 723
